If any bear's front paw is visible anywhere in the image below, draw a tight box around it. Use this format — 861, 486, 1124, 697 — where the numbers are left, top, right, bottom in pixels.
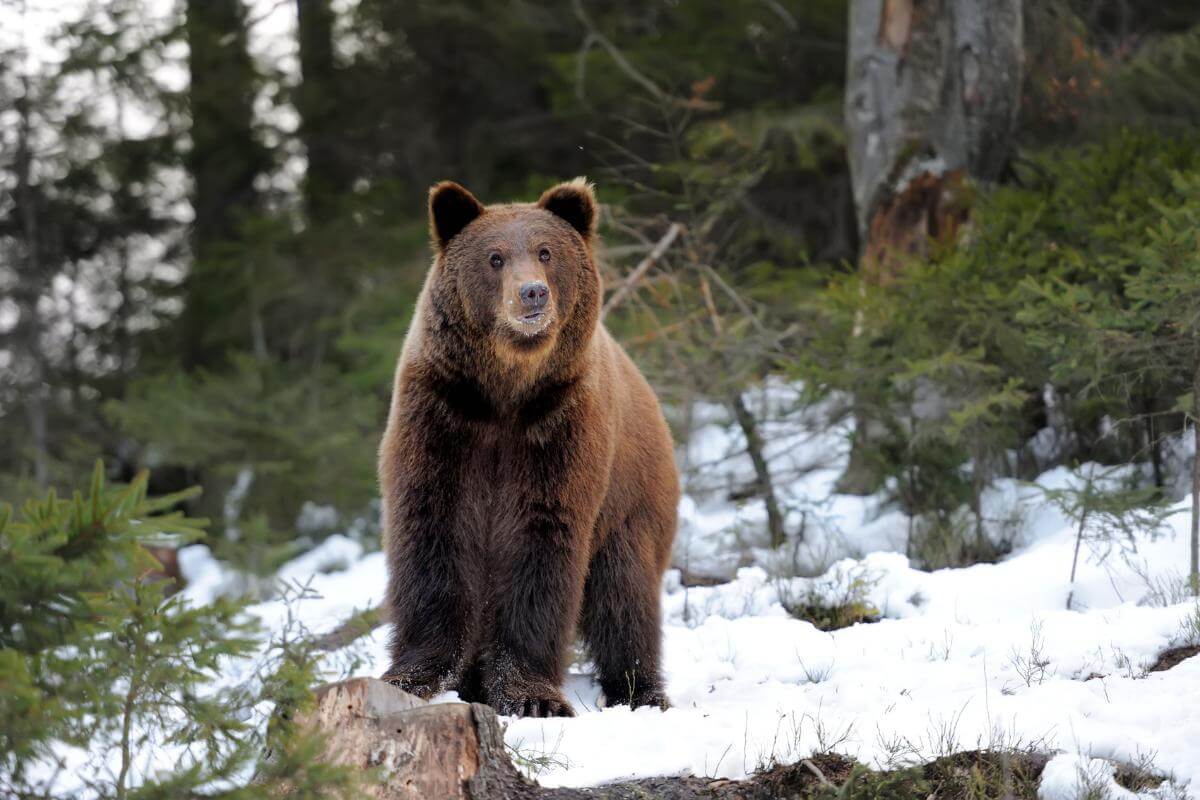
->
600, 677, 671, 711
379, 668, 443, 699
629, 686, 671, 711
492, 688, 575, 718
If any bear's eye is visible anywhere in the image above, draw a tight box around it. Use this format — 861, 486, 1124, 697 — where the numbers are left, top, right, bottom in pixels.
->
489, 253, 504, 269
538, 247, 551, 263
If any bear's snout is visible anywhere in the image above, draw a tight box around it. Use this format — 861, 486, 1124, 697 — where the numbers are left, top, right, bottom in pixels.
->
519, 281, 550, 312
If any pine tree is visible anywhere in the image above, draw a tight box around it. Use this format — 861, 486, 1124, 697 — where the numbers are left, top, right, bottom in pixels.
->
0, 0, 188, 492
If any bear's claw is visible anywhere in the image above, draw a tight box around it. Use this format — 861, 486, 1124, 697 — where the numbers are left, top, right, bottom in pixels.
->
630, 687, 671, 711
494, 692, 575, 718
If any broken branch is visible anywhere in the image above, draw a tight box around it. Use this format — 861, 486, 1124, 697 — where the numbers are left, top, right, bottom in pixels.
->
601, 222, 683, 320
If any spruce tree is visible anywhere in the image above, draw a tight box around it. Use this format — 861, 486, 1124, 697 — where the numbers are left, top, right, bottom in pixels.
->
0, 464, 359, 798
1036, 465, 1169, 610
1121, 172, 1200, 593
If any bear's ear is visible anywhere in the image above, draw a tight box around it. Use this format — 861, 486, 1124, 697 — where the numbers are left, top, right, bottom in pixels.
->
537, 177, 597, 241
429, 181, 485, 250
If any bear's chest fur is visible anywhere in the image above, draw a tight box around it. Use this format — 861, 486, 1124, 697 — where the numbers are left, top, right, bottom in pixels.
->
452, 394, 594, 554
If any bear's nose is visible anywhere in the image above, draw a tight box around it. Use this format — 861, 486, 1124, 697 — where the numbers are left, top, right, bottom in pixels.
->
519, 281, 550, 310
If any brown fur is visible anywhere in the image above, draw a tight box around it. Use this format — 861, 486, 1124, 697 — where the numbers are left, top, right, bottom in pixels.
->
378, 178, 679, 718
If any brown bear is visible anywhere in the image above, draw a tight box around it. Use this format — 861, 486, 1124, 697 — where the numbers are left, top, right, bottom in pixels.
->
377, 178, 679, 718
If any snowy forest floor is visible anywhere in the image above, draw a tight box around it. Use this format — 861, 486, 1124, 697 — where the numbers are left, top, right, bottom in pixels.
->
181, 382, 1200, 798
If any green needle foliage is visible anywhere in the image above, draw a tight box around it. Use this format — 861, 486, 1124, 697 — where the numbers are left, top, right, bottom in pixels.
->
106, 356, 382, 568
1023, 167, 1200, 592
1036, 465, 1172, 610
1, 462, 205, 775
800, 129, 1200, 567
0, 463, 359, 799
1123, 173, 1200, 592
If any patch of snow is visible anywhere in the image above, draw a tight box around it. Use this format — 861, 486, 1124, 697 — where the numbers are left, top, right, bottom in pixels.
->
223, 467, 255, 542
276, 534, 363, 585
1038, 754, 1137, 800
178, 545, 236, 607
676, 381, 857, 579
296, 501, 340, 536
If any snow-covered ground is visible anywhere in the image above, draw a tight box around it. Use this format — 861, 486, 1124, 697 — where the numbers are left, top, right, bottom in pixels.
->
182, 382, 1200, 797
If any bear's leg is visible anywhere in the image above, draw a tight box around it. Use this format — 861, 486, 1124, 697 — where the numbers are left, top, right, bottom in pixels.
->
380, 406, 482, 698
381, 522, 479, 698
581, 528, 670, 710
483, 502, 586, 718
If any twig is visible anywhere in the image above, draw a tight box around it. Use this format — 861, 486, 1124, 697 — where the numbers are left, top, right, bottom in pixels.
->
570, 0, 719, 111
601, 222, 683, 319
800, 758, 834, 787
758, 0, 799, 30
571, 0, 667, 102
701, 264, 777, 343
699, 274, 722, 336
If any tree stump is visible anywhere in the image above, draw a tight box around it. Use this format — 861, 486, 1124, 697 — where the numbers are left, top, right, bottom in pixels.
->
297, 678, 535, 799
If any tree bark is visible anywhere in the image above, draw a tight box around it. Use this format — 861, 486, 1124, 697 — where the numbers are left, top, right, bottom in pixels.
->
838, 0, 1023, 494
845, 0, 1023, 265
295, 678, 534, 800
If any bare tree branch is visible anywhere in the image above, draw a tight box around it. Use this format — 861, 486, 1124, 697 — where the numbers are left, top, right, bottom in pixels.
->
571, 0, 719, 111
601, 222, 683, 320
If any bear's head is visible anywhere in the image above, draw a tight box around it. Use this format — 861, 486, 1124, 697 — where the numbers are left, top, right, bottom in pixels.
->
426, 178, 600, 364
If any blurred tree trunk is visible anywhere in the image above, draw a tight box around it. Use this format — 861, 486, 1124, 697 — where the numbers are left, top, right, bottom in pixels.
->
837, 0, 1023, 494
182, 0, 265, 368
295, 0, 356, 392
14, 77, 48, 486
297, 0, 350, 220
